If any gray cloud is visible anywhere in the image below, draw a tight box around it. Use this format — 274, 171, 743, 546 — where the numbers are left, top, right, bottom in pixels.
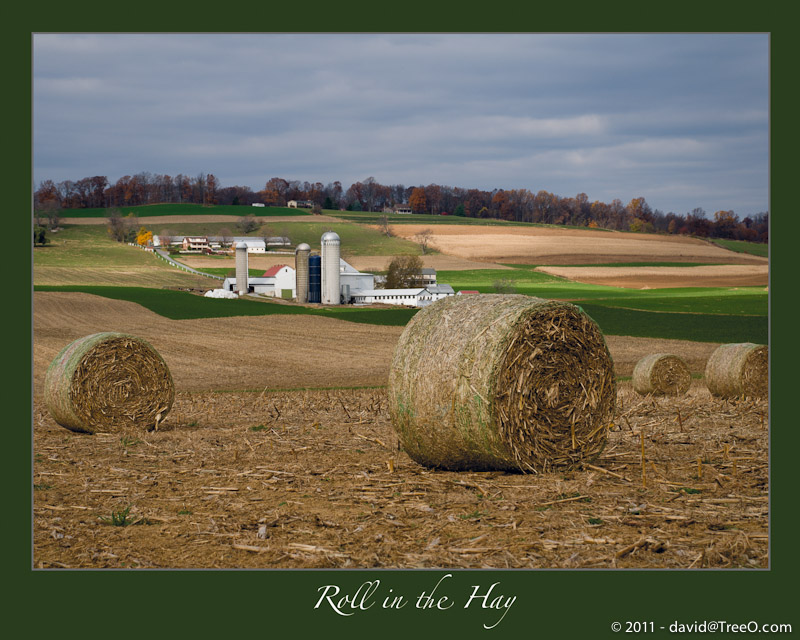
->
33, 32, 768, 215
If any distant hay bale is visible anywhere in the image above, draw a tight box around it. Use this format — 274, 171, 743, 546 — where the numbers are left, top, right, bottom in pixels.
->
632, 353, 691, 396
388, 294, 616, 473
44, 332, 174, 434
704, 342, 768, 399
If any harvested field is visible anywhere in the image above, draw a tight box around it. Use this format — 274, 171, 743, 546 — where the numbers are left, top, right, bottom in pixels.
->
33, 292, 402, 395
535, 265, 769, 289
389, 224, 768, 266
33, 293, 718, 395
33, 292, 766, 569
33, 382, 768, 569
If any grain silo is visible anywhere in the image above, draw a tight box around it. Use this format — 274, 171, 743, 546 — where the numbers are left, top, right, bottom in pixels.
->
320, 231, 341, 305
308, 255, 322, 303
235, 241, 249, 295
295, 243, 311, 303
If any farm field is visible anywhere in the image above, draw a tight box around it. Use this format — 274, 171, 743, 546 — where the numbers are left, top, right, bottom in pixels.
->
387, 223, 768, 266
32, 215, 769, 569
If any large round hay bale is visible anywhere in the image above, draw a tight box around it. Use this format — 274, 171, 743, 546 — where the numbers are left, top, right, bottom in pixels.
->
44, 332, 175, 434
388, 294, 616, 473
632, 353, 691, 396
704, 342, 768, 398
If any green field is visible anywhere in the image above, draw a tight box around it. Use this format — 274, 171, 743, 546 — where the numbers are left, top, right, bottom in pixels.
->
710, 238, 769, 258
53, 203, 312, 218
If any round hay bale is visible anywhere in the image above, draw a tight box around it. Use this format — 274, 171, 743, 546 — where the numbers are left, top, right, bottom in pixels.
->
388, 294, 616, 473
704, 342, 768, 398
44, 332, 175, 434
632, 353, 691, 396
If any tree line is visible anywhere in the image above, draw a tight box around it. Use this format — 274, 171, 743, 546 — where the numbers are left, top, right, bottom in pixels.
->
33, 172, 768, 243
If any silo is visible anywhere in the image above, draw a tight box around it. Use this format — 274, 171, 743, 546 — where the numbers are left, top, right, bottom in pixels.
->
235, 242, 249, 295
308, 255, 322, 304
320, 231, 341, 305
295, 243, 311, 303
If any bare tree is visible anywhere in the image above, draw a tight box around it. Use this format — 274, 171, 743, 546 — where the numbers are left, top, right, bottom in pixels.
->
415, 228, 433, 254
378, 214, 393, 237
237, 214, 259, 234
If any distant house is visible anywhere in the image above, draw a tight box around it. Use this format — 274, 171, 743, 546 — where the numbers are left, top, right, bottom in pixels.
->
251, 203, 266, 207
181, 236, 209, 252
393, 205, 412, 215
288, 200, 313, 208
421, 268, 437, 286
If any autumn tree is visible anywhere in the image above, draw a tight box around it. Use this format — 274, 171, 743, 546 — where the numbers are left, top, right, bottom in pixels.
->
409, 187, 427, 214
385, 255, 424, 288
136, 226, 153, 246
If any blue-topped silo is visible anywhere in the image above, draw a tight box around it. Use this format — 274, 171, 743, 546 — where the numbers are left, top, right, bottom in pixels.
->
308, 254, 322, 303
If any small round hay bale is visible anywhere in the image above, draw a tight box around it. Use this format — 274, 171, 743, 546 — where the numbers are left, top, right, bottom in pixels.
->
704, 342, 768, 398
388, 294, 616, 473
44, 332, 174, 434
632, 353, 691, 396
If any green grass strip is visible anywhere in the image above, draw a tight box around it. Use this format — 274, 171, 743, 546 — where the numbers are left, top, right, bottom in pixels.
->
34, 285, 417, 326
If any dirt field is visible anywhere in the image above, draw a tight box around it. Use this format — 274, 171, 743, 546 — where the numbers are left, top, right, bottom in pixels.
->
33, 383, 768, 569
32, 292, 767, 569
535, 265, 769, 289
388, 224, 768, 267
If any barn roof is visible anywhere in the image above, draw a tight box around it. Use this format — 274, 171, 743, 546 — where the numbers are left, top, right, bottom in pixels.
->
262, 264, 289, 277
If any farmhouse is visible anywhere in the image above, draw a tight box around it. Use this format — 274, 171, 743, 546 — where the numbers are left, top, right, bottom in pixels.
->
251, 203, 265, 207
181, 236, 210, 252
288, 200, 314, 208
394, 205, 412, 214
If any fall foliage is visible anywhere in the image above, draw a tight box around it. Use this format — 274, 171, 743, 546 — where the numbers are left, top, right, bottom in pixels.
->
35, 172, 767, 243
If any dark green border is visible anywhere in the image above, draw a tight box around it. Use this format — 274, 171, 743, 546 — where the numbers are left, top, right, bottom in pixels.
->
15, 5, 794, 637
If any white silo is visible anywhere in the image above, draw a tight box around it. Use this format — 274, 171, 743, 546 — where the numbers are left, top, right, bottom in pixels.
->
235, 241, 249, 295
320, 231, 341, 305
295, 242, 311, 303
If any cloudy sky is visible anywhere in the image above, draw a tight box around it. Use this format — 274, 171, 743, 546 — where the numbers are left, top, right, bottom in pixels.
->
33, 33, 769, 216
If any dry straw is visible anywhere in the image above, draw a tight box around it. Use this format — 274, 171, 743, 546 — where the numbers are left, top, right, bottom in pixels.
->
704, 342, 768, 399
388, 294, 616, 473
44, 332, 174, 434
632, 353, 691, 396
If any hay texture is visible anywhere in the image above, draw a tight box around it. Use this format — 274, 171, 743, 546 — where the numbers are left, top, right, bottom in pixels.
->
632, 353, 691, 396
704, 342, 768, 399
388, 294, 616, 473
44, 332, 174, 434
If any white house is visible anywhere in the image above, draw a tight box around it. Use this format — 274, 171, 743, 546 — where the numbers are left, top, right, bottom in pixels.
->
288, 200, 313, 208
251, 203, 266, 207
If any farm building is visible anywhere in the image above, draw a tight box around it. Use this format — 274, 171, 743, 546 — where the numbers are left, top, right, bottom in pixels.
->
222, 264, 297, 298
251, 203, 265, 207
350, 284, 454, 307
229, 237, 266, 253
288, 200, 314, 208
